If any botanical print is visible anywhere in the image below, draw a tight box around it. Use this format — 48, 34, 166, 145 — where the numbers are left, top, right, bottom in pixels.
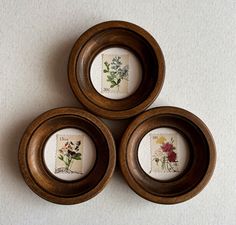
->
102, 54, 129, 93
55, 135, 83, 174
150, 134, 179, 173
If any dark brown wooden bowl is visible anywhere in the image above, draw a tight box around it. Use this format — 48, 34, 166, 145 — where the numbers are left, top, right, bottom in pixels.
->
18, 107, 116, 204
68, 21, 165, 120
119, 106, 216, 204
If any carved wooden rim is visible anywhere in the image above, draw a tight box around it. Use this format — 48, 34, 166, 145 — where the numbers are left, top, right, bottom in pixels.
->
68, 21, 165, 119
18, 107, 116, 204
119, 106, 216, 204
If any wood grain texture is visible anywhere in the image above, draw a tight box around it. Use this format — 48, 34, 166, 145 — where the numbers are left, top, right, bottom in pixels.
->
68, 21, 165, 119
18, 107, 116, 204
119, 106, 216, 204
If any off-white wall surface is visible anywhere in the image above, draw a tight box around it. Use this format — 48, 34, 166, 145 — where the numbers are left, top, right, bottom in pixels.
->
0, 1, 235, 225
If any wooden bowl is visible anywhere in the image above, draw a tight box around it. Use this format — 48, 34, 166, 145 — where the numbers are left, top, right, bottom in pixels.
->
119, 107, 216, 204
68, 21, 165, 120
18, 107, 116, 204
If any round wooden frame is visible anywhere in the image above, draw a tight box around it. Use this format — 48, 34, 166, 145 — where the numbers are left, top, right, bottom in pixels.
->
18, 107, 116, 204
68, 21, 165, 119
119, 107, 216, 204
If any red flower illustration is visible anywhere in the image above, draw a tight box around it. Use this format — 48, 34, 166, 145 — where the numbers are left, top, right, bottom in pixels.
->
167, 151, 177, 162
161, 142, 175, 153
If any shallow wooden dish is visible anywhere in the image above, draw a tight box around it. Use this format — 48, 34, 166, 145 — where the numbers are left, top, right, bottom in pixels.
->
68, 21, 165, 120
18, 107, 116, 204
119, 106, 216, 204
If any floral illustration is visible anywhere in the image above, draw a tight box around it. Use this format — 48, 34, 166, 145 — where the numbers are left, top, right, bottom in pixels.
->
150, 134, 178, 173
55, 135, 83, 174
102, 54, 129, 93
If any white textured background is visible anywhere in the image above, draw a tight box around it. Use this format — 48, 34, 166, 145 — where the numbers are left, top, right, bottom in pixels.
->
0, 1, 235, 225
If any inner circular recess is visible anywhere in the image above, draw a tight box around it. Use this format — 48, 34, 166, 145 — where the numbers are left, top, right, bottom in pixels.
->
90, 47, 142, 100
43, 128, 96, 181
138, 127, 190, 181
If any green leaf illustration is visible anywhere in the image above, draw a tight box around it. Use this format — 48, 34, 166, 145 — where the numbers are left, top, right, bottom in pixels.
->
104, 61, 110, 71
58, 154, 63, 161
73, 153, 82, 160
106, 75, 113, 81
